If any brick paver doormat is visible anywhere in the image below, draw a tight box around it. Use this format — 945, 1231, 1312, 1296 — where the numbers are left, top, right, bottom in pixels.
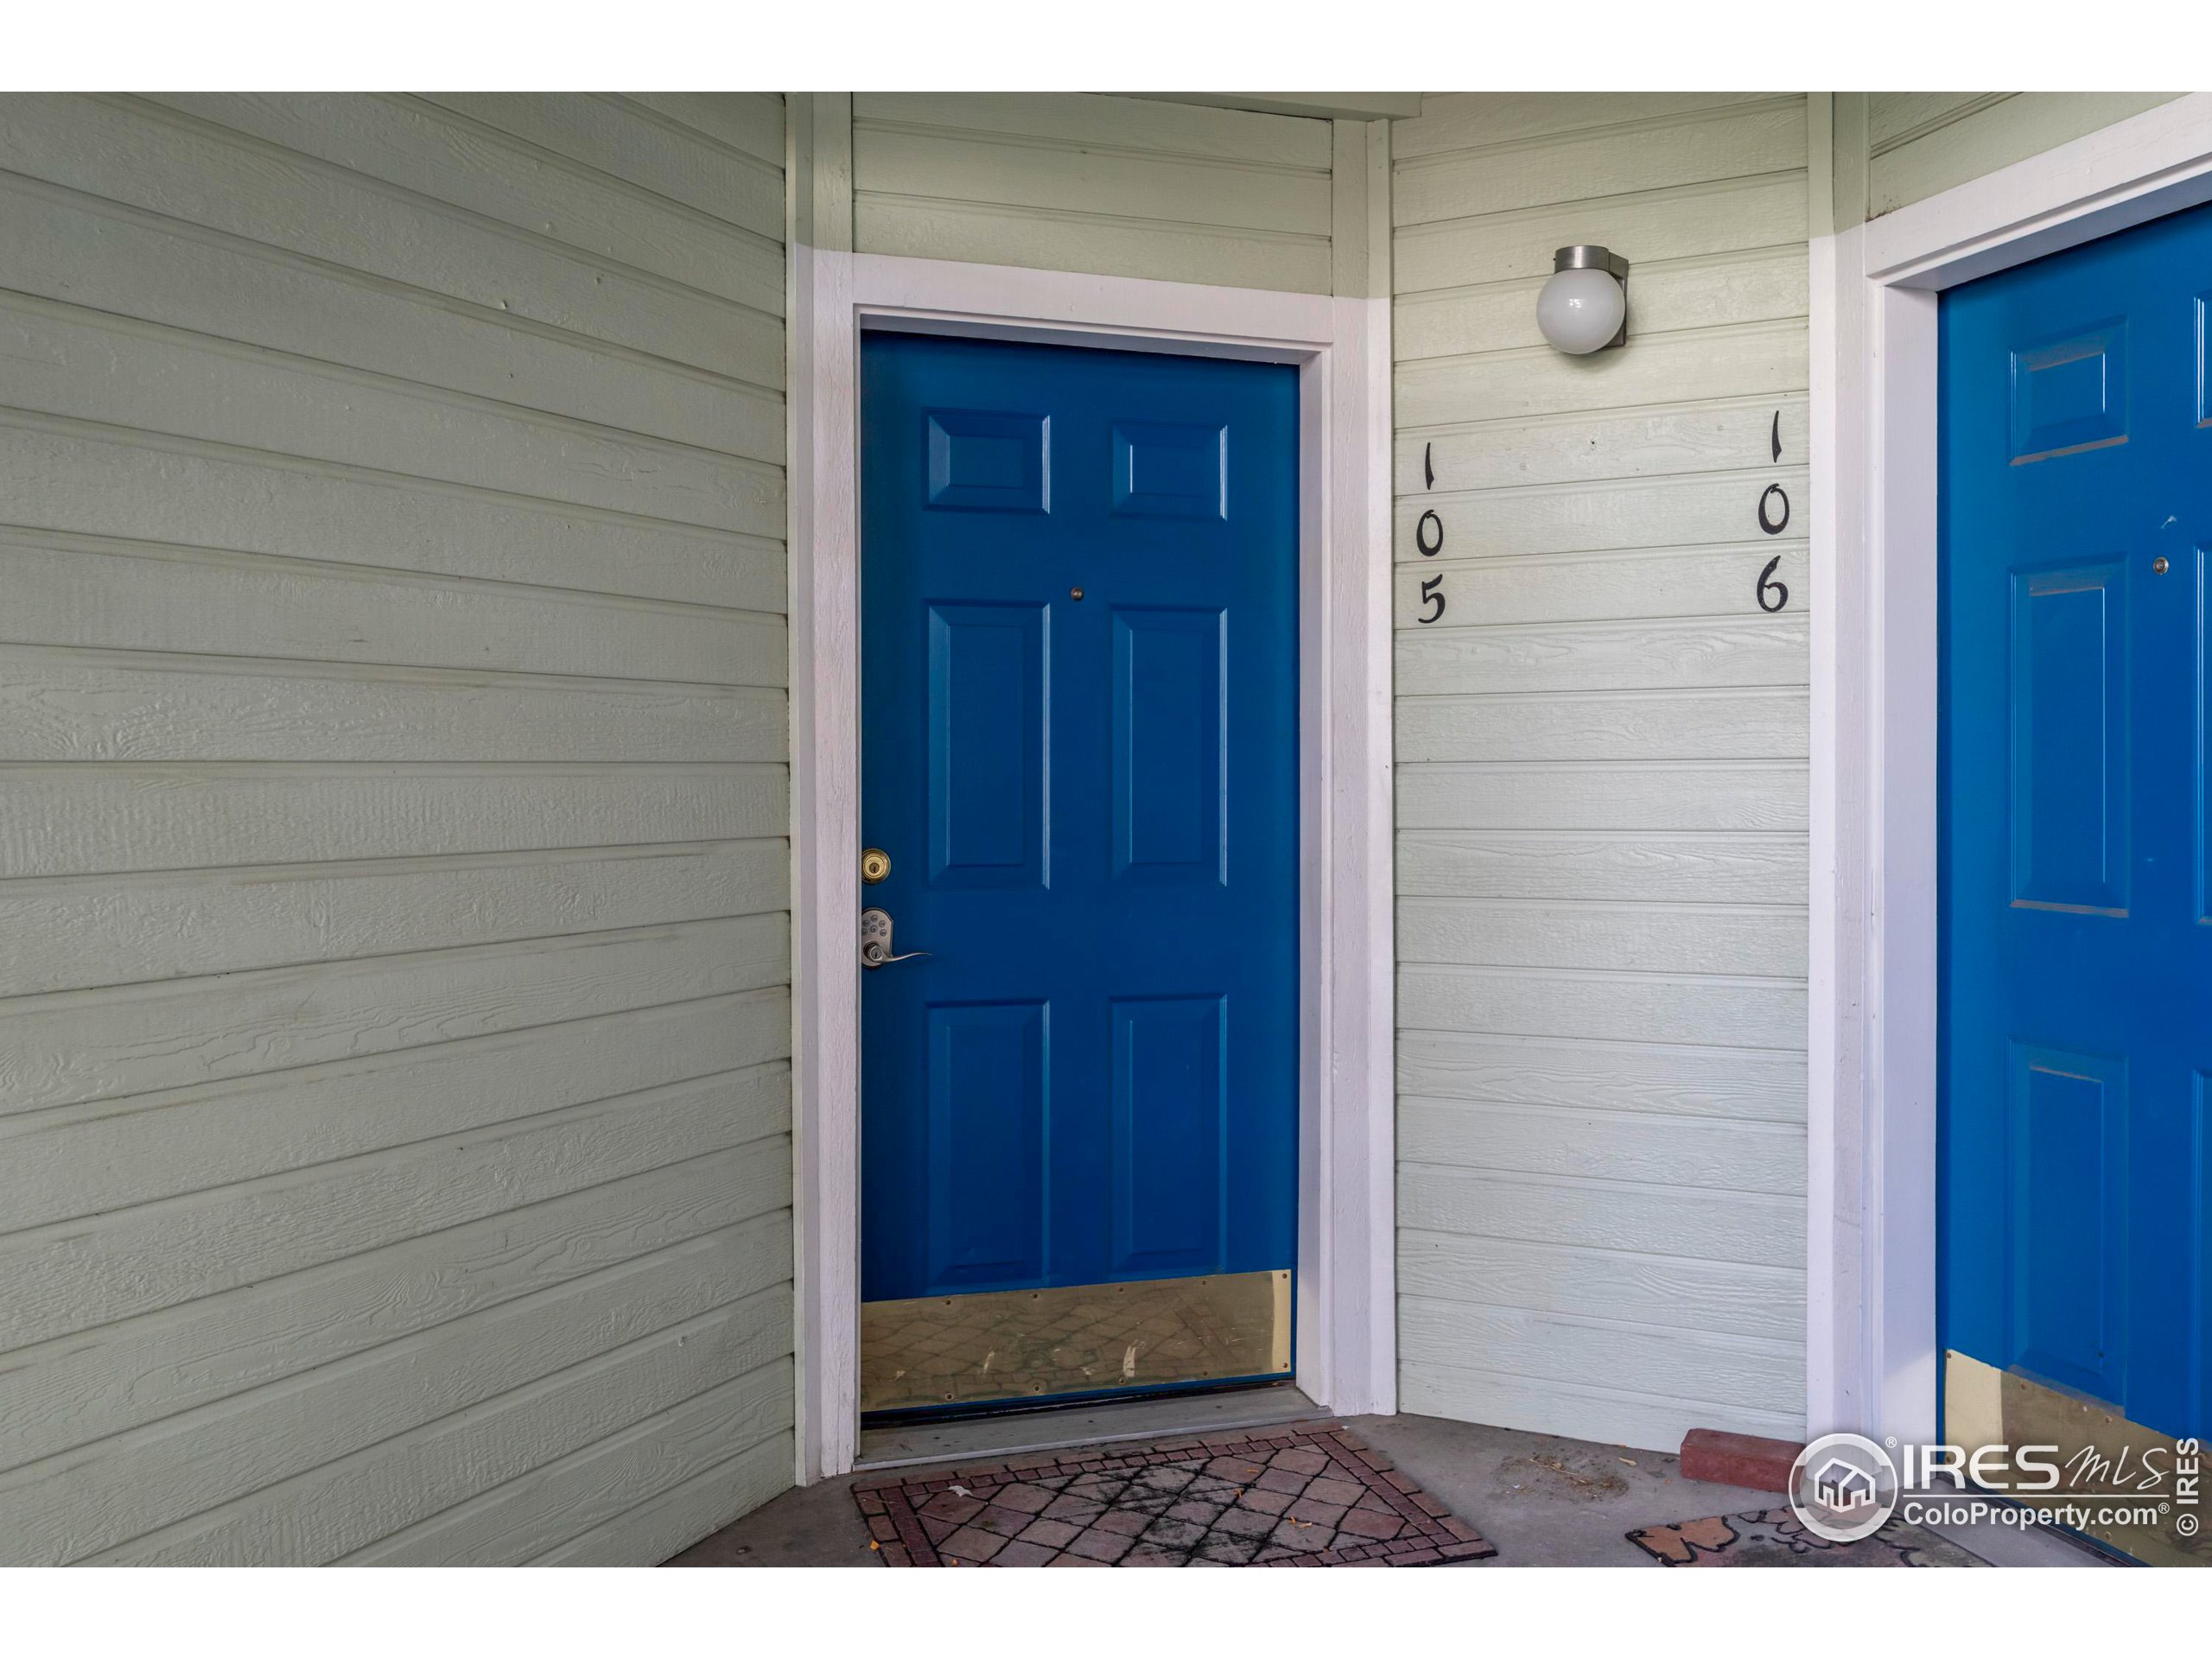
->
1627, 1510, 1986, 1567
854, 1423, 1495, 1567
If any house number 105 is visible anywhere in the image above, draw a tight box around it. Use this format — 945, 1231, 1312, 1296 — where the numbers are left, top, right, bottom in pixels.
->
1415, 444, 1447, 622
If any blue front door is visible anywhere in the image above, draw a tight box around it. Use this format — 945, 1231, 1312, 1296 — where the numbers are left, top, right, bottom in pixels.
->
857, 333, 1299, 1412
1940, 200, 2212, 1443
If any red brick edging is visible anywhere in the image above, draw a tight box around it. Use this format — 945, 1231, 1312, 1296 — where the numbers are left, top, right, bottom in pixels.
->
1677, 1428, 1807, 1494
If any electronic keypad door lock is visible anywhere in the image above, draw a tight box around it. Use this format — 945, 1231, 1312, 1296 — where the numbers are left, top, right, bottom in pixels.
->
860, 906, 930, 969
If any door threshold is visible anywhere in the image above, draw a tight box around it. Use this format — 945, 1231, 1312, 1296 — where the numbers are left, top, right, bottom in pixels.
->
853, 1382, 1326, 1473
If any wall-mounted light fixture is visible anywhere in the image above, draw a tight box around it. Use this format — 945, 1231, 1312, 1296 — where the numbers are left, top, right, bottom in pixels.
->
1536, 245, 1629, 354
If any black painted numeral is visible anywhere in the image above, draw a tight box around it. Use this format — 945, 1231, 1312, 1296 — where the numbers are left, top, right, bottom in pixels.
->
1757, 484, 1790, 537
1417, 575, 1446, 624
1756, 554, 1789, 613
1415, 510, 1445, 556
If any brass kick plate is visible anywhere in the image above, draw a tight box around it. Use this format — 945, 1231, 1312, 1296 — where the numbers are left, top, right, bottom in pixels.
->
1943, 1350, 2211, 1567
861, 1269, 1292, 1414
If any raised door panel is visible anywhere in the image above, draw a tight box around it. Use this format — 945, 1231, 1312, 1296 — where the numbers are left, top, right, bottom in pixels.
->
925, 1001, 1047, 1287
926, 602, 1048, 888
2199, 545, 2212, 924
1112, 607, 1226, 886
1111, 420, 1226, 520
2005, 1044, 2127, 1397
2009, 321, 2128, 462
925, 408, 1051, 514
1109, 995, 1227, 1273
2009, 561, 2128, 913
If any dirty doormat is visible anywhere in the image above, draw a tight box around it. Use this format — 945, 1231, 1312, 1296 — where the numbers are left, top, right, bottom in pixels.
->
854, 1424, 1496, 1567
1627, 1510, 1986, 1567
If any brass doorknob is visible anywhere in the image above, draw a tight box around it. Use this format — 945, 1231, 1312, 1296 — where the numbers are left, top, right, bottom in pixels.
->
861, 847, 891, 884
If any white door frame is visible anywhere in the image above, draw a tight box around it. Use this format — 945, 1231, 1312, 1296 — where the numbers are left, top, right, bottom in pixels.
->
1809, 93, 2212, 1447
785, 247, 1396, 1480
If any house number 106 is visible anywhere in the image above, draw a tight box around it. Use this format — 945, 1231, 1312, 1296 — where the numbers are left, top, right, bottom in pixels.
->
1753, 413, 1790, 612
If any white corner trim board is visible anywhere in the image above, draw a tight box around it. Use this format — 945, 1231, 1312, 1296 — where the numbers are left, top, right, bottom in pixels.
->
1809, 92, 2212, 1448
785, 248, 1397, 1480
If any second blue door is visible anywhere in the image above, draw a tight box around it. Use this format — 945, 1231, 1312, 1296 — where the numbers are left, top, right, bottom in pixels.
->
858, 334, 1300, 1411
1941, 200, 2212, 1448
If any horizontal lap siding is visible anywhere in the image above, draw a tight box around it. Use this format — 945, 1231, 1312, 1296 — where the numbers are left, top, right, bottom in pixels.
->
0, 92, 793, 1565
849, 92, 1336, 292
1390, 92, 1810, 1451
1853, 92, 2185, 221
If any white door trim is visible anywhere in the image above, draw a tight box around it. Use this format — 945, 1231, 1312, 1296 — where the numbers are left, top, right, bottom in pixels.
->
786, 248, 1396, 1480
1809, 92, 2212, 1446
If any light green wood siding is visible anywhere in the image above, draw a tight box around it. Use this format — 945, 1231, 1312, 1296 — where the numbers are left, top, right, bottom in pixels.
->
844, 92, 1346, 293
0, 92, 793, 1565
1834, 92, 2186, 226
1391, 92, 1812, 1452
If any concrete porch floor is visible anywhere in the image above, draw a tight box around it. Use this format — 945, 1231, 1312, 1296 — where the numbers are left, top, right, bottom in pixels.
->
666, 1411, 2112, 1567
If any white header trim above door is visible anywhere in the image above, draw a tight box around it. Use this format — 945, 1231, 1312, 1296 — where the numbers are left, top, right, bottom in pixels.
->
786, 247, 1396, 1480
1809, 92, 2212, 1447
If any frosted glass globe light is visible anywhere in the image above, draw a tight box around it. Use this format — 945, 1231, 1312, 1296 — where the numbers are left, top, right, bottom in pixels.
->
1536, 264, 1626, 354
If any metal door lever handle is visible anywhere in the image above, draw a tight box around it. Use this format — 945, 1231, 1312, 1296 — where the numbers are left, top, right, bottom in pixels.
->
860, 907, 930, 969
861, 944, 931, 967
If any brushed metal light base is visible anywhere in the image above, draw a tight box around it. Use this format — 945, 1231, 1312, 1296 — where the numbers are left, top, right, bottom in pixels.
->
861, 1268, 1292, 1414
